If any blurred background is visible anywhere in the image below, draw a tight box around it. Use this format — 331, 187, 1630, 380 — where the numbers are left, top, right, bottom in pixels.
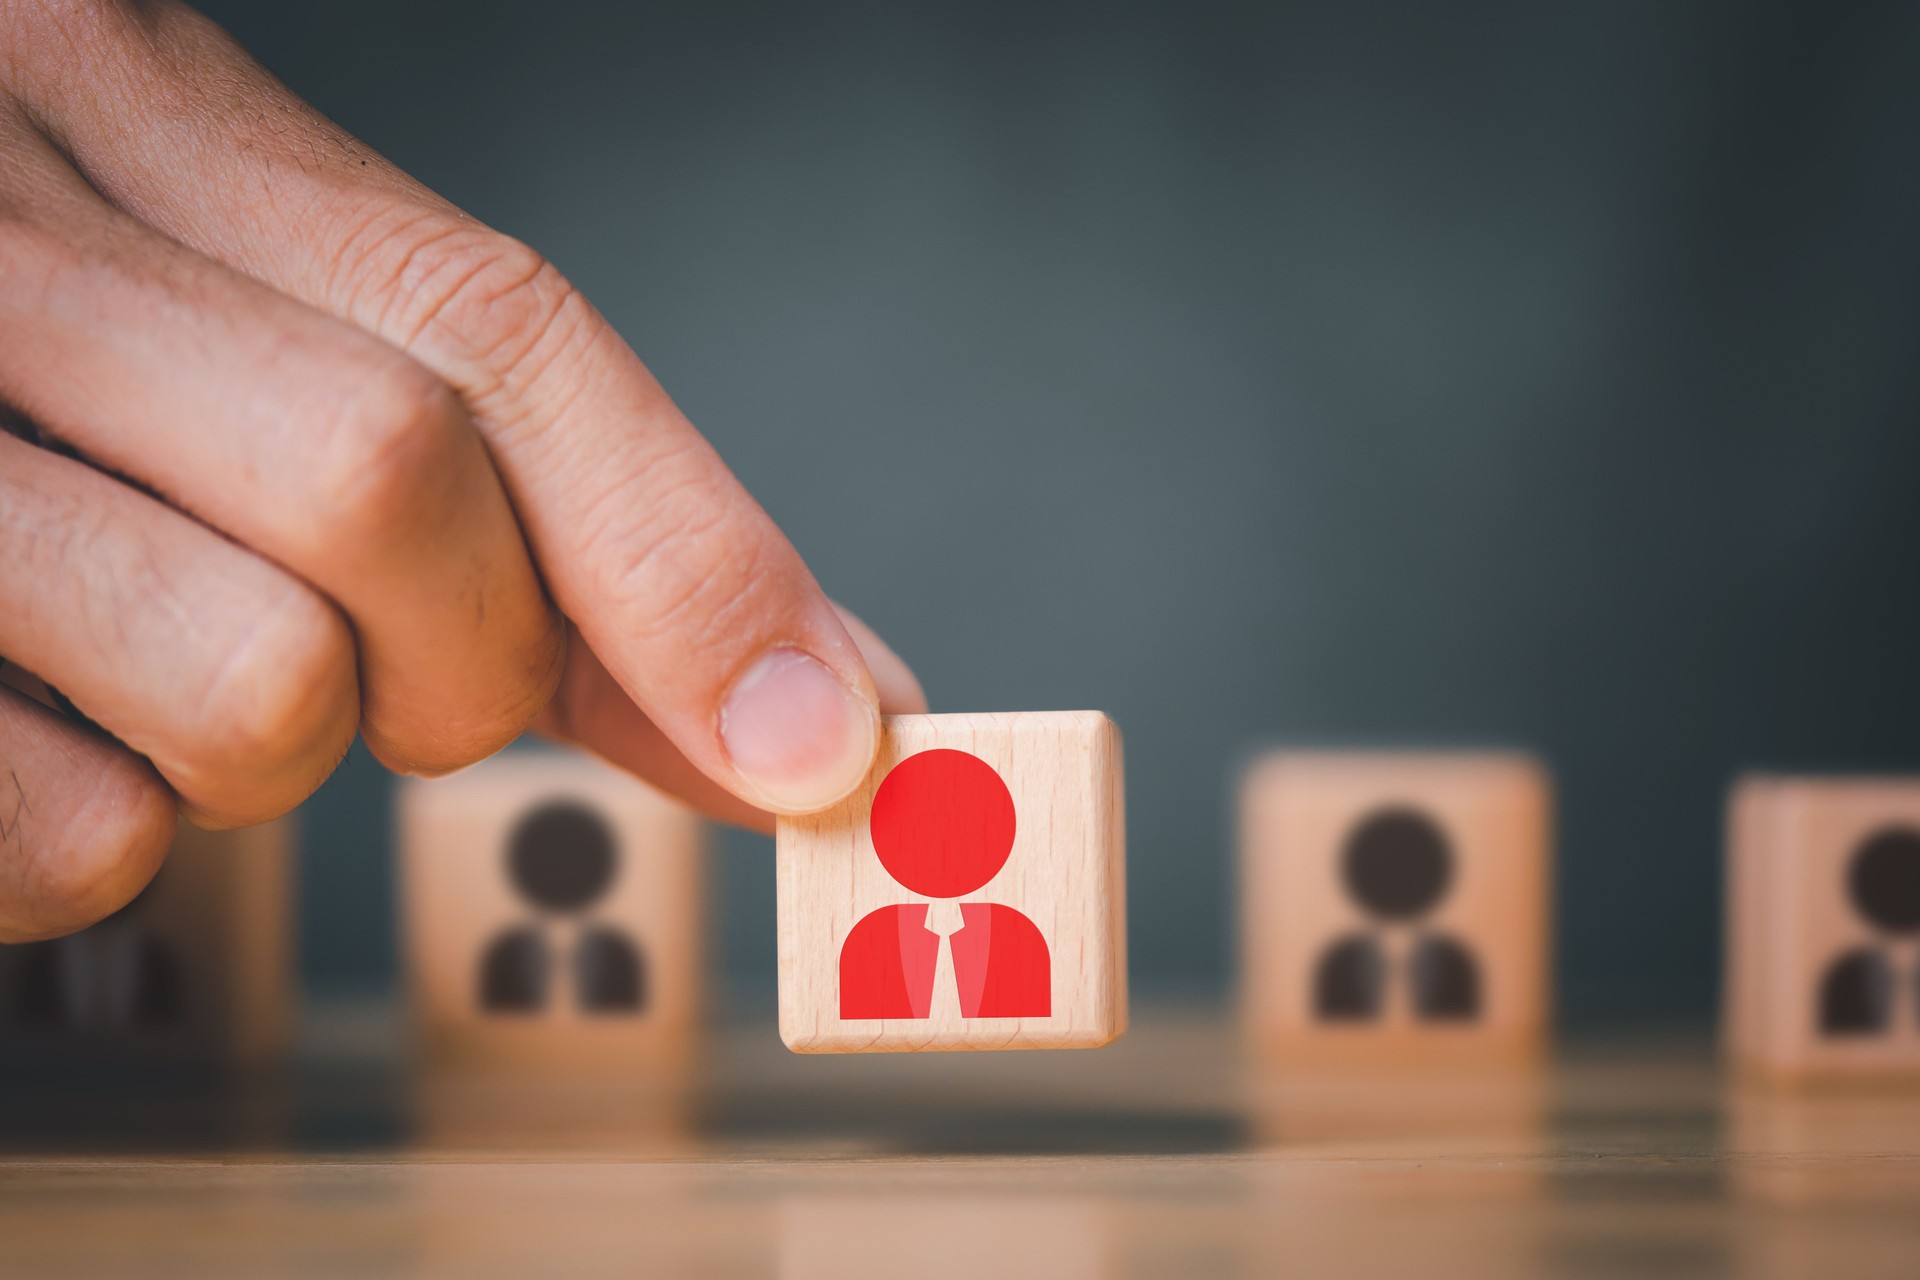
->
194, 0, 1920, 1029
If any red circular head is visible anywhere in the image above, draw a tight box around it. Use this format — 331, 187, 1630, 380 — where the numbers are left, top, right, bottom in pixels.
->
869, 749, 1016, 898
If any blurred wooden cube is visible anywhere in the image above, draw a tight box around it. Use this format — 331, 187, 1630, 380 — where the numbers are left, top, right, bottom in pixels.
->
0, 817, 292, 1071
1725, 776, 1920, 1087
399, 749, 704, 1079
777, 711, 1127, 1054
1240, 751, 1552, 1072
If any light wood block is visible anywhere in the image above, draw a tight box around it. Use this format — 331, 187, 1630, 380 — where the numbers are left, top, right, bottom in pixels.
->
1240, 751, 1552, 1072
0, 817, 292, 1070
399, 748, 704, 1077
776, 711, 1127, 1054
1724, 775, 1920, 1087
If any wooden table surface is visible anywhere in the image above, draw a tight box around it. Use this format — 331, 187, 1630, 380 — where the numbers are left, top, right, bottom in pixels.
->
3, 1003, 1917, 1278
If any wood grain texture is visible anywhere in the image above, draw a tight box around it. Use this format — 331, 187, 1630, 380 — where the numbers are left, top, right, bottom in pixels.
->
777, 711, 1126, 1053
6, 1028, 1920, 1278
1724, 775, 1920, 1087
779, 1197, 1112, 1280
1240, 751, 1551, 1072
399, 749, 704, 1078
0, 817, 292, 1070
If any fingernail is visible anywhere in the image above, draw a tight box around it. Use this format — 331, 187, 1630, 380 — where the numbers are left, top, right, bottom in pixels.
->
719, 648, 878, 813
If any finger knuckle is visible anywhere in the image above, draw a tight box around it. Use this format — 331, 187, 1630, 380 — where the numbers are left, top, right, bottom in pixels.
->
357, 216, 589, 393
361, 728, 494, 781
10, 754, 174, 942
359, 610, 566, 779
310, 357, 466, 550
363, 679, 549, 779
194, 582, 357, 785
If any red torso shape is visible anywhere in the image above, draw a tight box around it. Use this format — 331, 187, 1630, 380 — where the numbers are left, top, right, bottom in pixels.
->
839, 903, 1051, 1020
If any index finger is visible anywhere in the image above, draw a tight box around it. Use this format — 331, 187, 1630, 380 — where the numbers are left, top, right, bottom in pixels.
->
19, 1, 889, 813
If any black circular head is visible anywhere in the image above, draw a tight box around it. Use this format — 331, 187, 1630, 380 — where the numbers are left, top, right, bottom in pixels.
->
507, 800, 618, 912
1341, 807, 1453, 920
1848, 826, 1920, 934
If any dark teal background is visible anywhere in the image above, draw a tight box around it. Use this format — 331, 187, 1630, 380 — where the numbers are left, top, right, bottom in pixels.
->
196, 1, 1920, 1023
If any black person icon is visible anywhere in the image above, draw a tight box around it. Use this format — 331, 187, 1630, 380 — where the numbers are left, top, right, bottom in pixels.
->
1818, 826, 1920, 1035
12, 876, 181, 1030
479, 800, 646, 1015
1314, 807, 1480, 1022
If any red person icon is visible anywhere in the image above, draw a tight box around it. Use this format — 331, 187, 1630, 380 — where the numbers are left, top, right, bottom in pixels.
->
838, 749, 1052, 1019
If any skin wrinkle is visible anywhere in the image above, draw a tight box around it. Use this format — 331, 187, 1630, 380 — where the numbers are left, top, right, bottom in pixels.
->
129, 534, 201, 651
578, 453, 746, 631
0, 768, 28, 850
459, 282, 601, 431
614, 512, 768, 670
463, 312, 608, 471
325, 201, 456, 344
181, 571, 352, 778
443, 255, 584, 394
666, 527, 786, 669
15, 754, 110, 918
0, 685, 171, 937
19, 761, 160, 934
21, 460, 135, 675
222, 139, 412, 277
7, 461, 100, 657
382, 233, 583, 409
389, 230, 522, 355
556, 426, 713, 565
90, 512, 248, 738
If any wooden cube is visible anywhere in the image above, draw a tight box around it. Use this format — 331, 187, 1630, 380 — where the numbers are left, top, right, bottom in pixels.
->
776, 711, 1127, 1054
399, 749, 704, 1077
1240, 751, 1552, 1072
0, 817, 292, 1071
1724, 776, 1920, 1086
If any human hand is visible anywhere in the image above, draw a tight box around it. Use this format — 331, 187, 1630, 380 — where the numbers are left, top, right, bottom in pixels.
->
0, 0, 924, 941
